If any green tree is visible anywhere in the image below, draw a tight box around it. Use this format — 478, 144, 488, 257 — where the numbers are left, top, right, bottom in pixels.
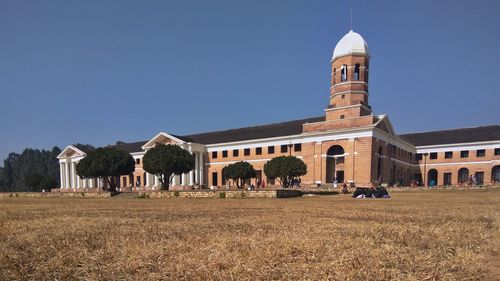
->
142, 144, 194, 190
76, 147, 135, 192
223, 161, 256, 188
264, 156, 307, 188
39, 176, 58, 191
24, 173, 44, 190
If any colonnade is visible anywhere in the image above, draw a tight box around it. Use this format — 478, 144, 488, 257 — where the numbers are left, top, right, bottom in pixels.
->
59, 151, 205, 189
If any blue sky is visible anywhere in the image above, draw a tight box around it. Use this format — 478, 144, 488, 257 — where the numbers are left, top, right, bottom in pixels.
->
1, 0, 499, 161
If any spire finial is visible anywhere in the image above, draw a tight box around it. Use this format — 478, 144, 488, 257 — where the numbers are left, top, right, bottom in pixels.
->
349, 0, 353, 31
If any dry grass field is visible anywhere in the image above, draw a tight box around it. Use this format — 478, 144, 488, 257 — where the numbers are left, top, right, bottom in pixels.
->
0, 189, 499, 281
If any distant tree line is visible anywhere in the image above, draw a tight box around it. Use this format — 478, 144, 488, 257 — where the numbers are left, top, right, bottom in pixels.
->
0, 144, 94, 192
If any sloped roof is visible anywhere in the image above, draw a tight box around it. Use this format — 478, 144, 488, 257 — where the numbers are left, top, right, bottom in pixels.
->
111, 141, 148, 153
399, 125, 500, 146
185, 116, 325, 145
103, 119, 500, 153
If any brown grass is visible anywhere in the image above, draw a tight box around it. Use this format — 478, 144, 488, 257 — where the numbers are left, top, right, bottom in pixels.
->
0, 189, 499, 280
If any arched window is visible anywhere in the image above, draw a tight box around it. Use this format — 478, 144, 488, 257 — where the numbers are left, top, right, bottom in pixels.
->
341, 65, 347, 81
354, 64, 360, 80
333, 68, 336, 84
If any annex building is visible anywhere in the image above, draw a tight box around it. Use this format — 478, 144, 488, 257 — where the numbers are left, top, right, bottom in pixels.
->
57, 30, 500, 190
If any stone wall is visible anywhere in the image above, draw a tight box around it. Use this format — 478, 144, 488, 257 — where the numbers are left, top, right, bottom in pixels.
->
139, 189, 303, 199
0, 192, 111, 198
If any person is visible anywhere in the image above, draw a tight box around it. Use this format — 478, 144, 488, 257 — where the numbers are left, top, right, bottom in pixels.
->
352, 187, 365, 198
333, 177, 338, 188
298, 178, 301, 188
261, 179, 266, 189
468, 175, 473, 186
341, 183, 349, 194
256, 179, 261, 189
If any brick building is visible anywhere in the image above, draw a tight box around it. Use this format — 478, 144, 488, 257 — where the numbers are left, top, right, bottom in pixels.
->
57, 30, 500, 190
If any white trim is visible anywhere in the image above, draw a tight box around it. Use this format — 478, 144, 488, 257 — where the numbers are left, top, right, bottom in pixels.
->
205, 128, 374, 152
331, 81, 368, 89
413, 159, 500, 167
141, 132, 186, 150
57, 145, 86, 159
206, 156, 304, 166
321, 153, 349, 158
373, 127, 416, 152
416, 141, 500, 153
330, 90, 369, 97
324, 103, 371, 112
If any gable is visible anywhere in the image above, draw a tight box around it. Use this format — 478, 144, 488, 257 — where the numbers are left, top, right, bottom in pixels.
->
142, 132, 186, 150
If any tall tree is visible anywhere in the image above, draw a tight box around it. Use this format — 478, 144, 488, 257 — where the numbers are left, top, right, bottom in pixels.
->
76, 147, 135, 192
142, 144, 195, 190
223, 161, 256, 188
264, 156, 307, 188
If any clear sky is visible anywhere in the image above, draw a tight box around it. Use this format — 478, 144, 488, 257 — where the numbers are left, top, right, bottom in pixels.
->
1, 0, 499, 161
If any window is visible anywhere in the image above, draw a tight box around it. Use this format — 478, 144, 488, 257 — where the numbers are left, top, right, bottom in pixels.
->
429, 152, 437, 160
212, 151, 217, 159
233, 149, 239, 157
460, 150, 469, 158
495, 148, 500, 156
340, 115, 345, 119
244, 148, 250, 156
341, 94, 345, 99
354, 64, 360, 80
268, 146, 275, 154
294, 143, 302, 152
416, 153, 423, 161
333, 68, 336, 84
476, 149, 485, 157
135, 158, 140, 165
341, 64, 348, 81
222, 150, 228, 158
281, 145, 288, 153
256, 147, 262, 155
445, 151, 453, 159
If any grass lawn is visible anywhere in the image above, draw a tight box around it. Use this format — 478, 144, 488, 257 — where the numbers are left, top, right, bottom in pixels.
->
0, 189, 499, 280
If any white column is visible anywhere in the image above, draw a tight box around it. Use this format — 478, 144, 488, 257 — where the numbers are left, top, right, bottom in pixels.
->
65, 161, 70, 189
172, 174, 177, 186
199, 153, 204, 185
59, 163, 64, 188
154, 175, 159, 187
89, 178, 94, 188
71, 162, 77, 189
194, 153, 199, 184
76, 167, 81, 189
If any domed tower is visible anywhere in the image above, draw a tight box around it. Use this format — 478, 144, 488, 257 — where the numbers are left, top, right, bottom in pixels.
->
326, 30, 371, 121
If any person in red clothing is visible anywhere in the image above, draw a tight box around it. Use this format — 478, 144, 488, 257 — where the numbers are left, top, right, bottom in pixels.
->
261, 179, 266, 189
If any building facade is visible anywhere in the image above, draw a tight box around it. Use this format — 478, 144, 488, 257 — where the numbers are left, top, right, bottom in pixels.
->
57, 30, 500, 191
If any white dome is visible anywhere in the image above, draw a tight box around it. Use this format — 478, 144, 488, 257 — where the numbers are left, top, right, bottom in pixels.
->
332, 30, 370, 61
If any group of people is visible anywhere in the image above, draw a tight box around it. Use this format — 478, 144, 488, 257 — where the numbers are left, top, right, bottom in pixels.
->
351, 185, 390, 198
247, 179, 266, 190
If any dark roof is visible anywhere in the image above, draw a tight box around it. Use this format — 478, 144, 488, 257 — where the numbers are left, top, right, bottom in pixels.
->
111, 141, 148, 153
184, 116, 325, 145
398, 125, 500, 146
105, 117, 500, 153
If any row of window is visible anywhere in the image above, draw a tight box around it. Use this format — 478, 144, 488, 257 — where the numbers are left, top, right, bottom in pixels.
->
212, 143, 302, 159
416, 148, 500, 161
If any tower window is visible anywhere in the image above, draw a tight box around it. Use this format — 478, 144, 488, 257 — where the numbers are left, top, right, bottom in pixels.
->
333, 68, 336, 84
341, 94, 345, 99
340, 115, 345, 119
341, 65, 347, 81
354, 64, 360, 80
